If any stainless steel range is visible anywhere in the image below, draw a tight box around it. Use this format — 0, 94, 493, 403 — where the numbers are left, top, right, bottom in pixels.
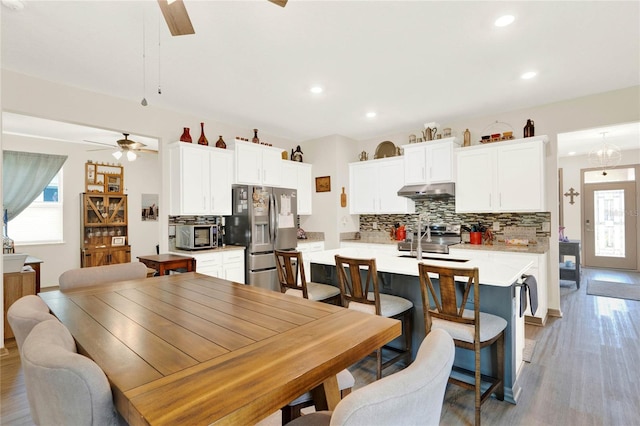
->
397, 223, 461, 255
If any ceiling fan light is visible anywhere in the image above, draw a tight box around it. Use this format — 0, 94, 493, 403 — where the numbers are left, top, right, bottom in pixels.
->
127, 150, 137, 161
112, 150, 123, 160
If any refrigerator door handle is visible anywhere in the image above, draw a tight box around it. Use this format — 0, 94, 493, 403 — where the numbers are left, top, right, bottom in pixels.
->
273, 192, 279, 243
269, 193, 276, 244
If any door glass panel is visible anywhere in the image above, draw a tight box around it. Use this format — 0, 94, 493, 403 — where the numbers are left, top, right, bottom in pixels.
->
594, 189, 625, 258
584, 167, 635, 183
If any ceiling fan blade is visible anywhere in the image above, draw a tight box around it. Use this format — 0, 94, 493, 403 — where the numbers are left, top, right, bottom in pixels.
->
157, 0, 195, 36
268, 0, 288, 7
137, 148, 158, 154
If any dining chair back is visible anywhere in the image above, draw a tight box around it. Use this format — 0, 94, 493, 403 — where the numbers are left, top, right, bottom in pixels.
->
418, 263, 506, 426
285, 329, 455, 426
58, 262, 148, 291
7, 294, 56, 354
21, 319, 124, 426
334, 255, 413, 379
275, 250, 340, 303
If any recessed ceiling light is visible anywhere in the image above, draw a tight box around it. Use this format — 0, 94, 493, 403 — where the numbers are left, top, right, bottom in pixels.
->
310, 86, 323, 94
568, 151, 576, 156
366, 112, 377, 118
494, 15, 515, 27
521, 71, 537, 80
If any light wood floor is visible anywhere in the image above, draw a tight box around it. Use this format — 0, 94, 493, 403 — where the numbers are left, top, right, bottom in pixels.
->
3, 267, 639, 425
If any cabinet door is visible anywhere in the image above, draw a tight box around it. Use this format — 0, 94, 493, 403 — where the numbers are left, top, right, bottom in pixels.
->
455, 148, 496, 213
180, 146, 210, 215
209, 150, 233, 215
378, 159, 414, 214
349, 163, 378, 214
296, 163, 313, 215
497, 141, 545, 211
428, 142, 455, 183
261, 148, 282, 187
83, 248, 109, 267
235, 143, 263, 185
109, 246, 131, 265
403, 145, 427, 184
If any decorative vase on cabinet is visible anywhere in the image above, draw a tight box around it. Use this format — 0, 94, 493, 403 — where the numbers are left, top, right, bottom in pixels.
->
252, 129, 260, 144
215, 135, 226, 149
198, 122, 208, 146
180, 127, 192, 143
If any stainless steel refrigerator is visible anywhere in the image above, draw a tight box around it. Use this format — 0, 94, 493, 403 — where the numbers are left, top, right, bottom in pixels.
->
225, 185, 297, 291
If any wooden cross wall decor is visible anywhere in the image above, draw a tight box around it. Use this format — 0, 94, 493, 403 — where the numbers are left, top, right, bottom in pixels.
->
564, 187, 580, 205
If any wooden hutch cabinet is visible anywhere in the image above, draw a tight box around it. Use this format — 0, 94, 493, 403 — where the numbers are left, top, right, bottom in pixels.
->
81, 193, 130, 267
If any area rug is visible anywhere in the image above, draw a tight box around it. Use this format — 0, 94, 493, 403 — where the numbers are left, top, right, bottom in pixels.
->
587, 280, 640, 301
523, 339, 537, 363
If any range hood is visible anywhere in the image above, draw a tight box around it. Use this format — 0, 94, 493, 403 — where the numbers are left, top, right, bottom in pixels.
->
397, 182, 455, 199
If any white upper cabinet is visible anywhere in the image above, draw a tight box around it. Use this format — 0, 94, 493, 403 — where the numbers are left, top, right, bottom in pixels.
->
281, 161, 313, 215
169, 142, 233, 216
402, 137, 461, 185
455, 136, 548, 213
349, 157, 415, 214
235, 140, 282, 186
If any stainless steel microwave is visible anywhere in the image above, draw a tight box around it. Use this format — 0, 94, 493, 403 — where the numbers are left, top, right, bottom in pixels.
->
175, 224, 218, 250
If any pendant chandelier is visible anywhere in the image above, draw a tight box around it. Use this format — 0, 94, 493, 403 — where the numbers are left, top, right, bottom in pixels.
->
588, 132, 621, 176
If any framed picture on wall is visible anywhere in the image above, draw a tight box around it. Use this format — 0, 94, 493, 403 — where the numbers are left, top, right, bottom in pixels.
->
315, 176, 331, 192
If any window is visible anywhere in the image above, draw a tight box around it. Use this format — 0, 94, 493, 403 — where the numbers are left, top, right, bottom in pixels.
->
8, 171, 63, 244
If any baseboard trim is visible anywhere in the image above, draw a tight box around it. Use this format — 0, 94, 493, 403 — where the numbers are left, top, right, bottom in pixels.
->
524, 315, 546, 326
547, 308, 563, 318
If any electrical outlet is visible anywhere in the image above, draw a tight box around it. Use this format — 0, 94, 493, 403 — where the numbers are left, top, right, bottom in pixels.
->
493, 221, 500, 231
372, 222, 378, 230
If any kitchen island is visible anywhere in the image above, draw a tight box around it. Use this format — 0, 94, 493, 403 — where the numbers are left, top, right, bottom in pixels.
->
306, 247, 532, 404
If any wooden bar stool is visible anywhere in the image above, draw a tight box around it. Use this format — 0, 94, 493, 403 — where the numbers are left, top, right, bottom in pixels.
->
275, 250, 341, 304
275, 250, 354, 423
418, 264, 506, 426
334, 255, 413, 380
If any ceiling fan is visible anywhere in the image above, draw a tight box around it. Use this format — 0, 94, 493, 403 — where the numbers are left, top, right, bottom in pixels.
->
86, 133, 157, 162
157, 0, 288, 37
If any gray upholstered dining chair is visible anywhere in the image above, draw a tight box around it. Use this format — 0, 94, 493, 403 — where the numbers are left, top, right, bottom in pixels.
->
418, 264, 506, 426
275, 250, 341, 304
285, 328, 455, 426
6, 294, 56, 354
58, 261, 148, 291
21, 319, 126, 426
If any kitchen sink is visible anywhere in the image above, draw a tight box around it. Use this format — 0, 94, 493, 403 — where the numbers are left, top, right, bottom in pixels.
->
397, 254, 469, 263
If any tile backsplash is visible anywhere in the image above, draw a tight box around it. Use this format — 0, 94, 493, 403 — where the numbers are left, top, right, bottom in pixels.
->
359, 198, 550, 238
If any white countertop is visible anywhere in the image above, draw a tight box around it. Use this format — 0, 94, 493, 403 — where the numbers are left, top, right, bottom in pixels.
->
306, 247, 532, 287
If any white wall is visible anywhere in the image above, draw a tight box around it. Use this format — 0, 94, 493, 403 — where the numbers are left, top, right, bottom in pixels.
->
298, 135, 359, 249
559, 148, 640, 242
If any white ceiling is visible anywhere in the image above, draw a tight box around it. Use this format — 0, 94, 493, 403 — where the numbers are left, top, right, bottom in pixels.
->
1, 0, 639, 149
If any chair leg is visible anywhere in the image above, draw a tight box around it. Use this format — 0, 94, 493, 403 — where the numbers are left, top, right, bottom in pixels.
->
475, 342, 481, 426
403, 309, 413, 366
376, 347, 382, 380
281, 405, 300, 424
496, 332, 505, 401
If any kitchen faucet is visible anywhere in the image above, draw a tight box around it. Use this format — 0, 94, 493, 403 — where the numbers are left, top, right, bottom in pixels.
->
415, 215, 431, 261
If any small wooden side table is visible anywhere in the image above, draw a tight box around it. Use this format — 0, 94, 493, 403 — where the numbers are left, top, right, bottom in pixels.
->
137, 254, 196, 276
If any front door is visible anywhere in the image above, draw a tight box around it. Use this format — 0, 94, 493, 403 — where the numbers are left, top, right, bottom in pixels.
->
582, 166, 637, 270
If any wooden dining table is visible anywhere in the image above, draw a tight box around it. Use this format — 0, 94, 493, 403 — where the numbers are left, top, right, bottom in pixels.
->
39, 272, 400, 425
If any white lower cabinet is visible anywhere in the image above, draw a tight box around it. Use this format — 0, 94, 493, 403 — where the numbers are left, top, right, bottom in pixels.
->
191, 249, 245, 284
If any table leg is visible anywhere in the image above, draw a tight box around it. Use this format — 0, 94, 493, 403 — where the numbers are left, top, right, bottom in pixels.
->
310, 374, 340, 411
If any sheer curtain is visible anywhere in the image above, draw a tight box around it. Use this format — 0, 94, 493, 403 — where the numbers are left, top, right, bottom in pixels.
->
2, 151, 68, 221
